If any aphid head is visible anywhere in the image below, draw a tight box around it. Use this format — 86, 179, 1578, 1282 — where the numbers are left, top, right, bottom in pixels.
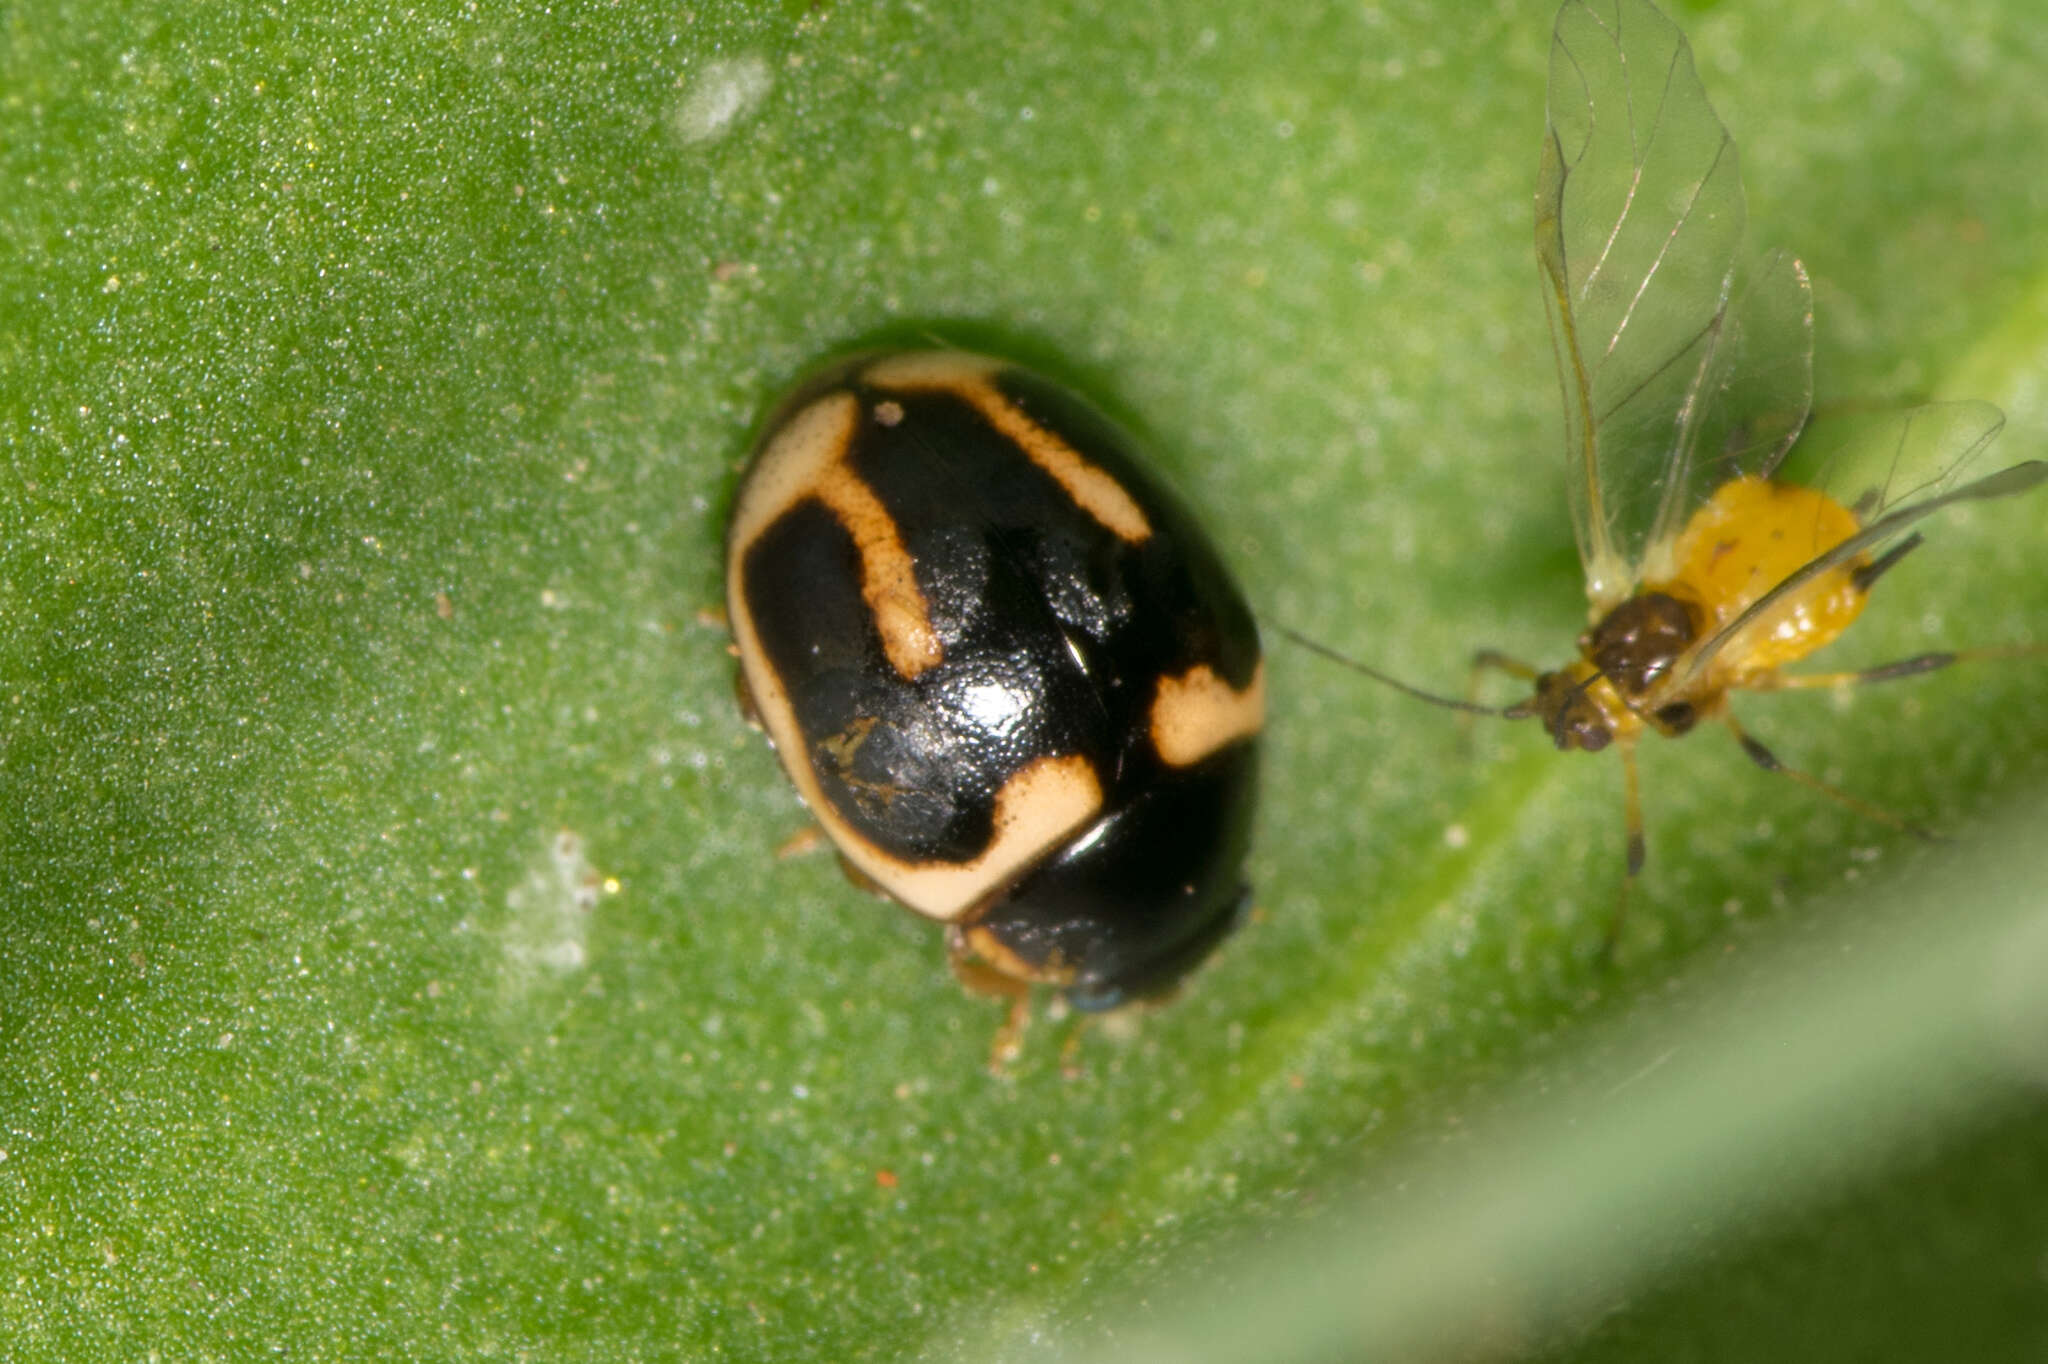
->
1529, 669, 1614, 753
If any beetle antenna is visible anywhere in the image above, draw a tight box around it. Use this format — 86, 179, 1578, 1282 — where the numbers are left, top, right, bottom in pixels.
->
1273, 624, 1516, 718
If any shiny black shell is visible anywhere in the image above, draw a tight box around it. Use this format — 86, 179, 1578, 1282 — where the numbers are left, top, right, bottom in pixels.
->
724, 350, 1263, 1011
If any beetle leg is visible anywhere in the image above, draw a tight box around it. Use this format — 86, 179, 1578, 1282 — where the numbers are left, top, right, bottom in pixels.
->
1058, 1015, 1095, 1081
947, 930, 1034, 1075
774, 826, 826, 860
835, 851, 887, 896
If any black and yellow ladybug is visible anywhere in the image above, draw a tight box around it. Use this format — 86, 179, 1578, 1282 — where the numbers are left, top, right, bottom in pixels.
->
725, 350, 1263, 1057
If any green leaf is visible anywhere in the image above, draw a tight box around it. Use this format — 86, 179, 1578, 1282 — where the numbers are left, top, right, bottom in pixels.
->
3, 2, 2045, 1359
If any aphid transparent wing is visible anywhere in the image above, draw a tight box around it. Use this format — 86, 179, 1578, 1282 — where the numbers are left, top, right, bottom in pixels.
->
1644, 248, 1815, 574
1657, 402, 2048, 698
1538, 0, 1748, 611
1794, 400, 2014, 527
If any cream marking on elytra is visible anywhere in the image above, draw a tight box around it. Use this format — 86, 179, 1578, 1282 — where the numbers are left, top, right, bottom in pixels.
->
727, 390, 943, 679
843, 752, 1104, 922
770, 740, 1100, 924
864, 352, 1154, 544
1149, 661, 1266, 767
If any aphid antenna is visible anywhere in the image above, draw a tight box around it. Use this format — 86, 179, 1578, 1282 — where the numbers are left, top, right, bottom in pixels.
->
1273, 623, 1521, 718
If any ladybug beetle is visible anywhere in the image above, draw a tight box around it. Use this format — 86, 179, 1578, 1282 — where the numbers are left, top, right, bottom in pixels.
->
724, 350, 1264, 1061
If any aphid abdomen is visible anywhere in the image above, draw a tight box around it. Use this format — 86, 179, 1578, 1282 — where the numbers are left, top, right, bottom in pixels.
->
1649, 475, 1871, 680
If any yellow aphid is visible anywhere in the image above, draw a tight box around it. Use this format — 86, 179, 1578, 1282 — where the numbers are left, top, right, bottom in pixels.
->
1291, 0, 2048, 951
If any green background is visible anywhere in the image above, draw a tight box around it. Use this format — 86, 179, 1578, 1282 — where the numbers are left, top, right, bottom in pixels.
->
3, 1, 2046, 1358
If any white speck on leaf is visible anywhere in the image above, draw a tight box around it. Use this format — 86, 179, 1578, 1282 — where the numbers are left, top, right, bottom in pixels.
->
501, 829, 605, 988
675, 57, 772, 144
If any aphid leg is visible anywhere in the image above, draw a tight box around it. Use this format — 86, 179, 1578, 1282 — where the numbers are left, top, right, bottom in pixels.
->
1601, 734, 1646, 962
1468, 649, 1544, 738
946, 934, 1033, 1075
1470, 647, 1542, 693
1721, 713, 1940, 843
1751, 643, 2048, 692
